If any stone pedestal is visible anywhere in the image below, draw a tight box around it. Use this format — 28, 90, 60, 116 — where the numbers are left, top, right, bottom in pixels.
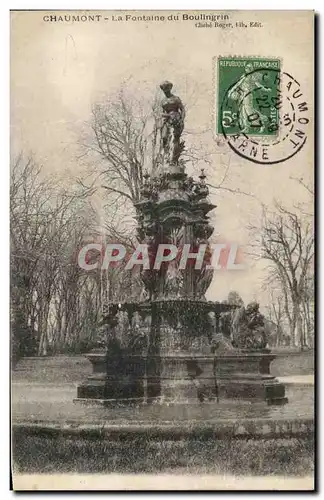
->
158, 355, 217, 402
151, 351, 287, 405
76, 351, 145, 402
215, 350, 288, 405
75, 349, 287, 405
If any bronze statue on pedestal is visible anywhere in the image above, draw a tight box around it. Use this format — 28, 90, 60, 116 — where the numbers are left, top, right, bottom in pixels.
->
159, 80, 185, 165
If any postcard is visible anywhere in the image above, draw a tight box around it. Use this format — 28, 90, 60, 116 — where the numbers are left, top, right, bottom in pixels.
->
11, 10, 314, 491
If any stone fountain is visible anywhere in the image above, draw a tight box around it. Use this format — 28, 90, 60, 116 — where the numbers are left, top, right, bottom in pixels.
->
76, 81, 287, 406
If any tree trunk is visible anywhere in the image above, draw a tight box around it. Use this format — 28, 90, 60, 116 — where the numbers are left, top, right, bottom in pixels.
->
295, 301, 304, 351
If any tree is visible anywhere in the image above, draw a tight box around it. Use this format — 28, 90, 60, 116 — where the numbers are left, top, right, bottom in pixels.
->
78, 91, 160, 216
10, 155, 104, 360
264, 289, 289, 347
250, 198, 314, 349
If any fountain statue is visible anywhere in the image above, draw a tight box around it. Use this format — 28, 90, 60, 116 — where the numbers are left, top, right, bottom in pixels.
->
76, 82, 288, 405
159, 80, 185, 165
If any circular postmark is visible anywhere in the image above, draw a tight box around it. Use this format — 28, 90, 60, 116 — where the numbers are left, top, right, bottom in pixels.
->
221, 68, 310, 165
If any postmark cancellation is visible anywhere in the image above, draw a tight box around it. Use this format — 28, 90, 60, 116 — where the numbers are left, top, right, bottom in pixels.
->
215, 56, 310, 165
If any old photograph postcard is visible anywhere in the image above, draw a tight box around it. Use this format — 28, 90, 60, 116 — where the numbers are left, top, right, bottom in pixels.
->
10, 9, 314, 491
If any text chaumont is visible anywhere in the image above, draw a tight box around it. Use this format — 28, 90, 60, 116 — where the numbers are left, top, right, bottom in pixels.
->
43, 14, 102, 22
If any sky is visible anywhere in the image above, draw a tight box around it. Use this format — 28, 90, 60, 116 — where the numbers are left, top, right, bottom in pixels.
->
10, 10, 314, 306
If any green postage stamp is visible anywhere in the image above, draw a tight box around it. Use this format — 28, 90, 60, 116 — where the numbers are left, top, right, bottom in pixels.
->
216, 57, 281, 136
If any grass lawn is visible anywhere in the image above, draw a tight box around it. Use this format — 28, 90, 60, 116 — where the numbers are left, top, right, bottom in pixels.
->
12, 432, 314, 476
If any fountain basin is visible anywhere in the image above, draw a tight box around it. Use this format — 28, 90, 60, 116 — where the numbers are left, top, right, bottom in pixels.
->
75, 349, 288, 405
